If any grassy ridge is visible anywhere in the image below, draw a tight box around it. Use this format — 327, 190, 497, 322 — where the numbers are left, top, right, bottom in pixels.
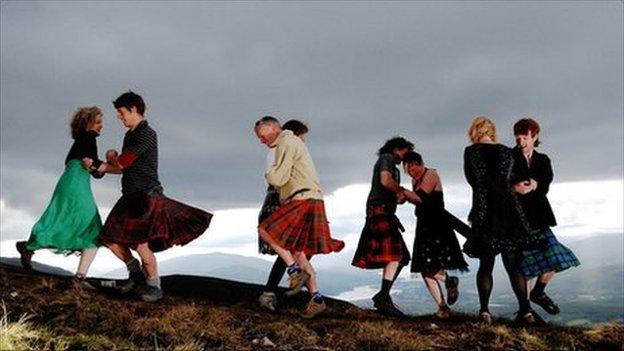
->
1, 264, 622, 350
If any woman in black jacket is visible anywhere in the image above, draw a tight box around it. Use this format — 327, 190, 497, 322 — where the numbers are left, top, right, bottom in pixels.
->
463, 116, 543, 325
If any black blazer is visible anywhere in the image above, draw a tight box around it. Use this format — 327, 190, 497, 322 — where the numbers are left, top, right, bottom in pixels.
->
511, 147, 557, 229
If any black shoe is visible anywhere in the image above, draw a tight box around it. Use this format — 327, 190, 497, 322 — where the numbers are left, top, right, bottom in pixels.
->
445, 276, 459, 306
99, 270, 146, 294
16, 241, 33, 270
72, 274, 96, 290
372, 292, 405, 318
530, 292, 560, 315
514, 309, 547, 326
140, 286, 163, 302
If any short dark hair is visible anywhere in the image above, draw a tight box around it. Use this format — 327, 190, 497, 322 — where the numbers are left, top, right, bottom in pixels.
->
282, 119, 309, 136
113, 91, 146, 115
254, 116, 280, 129
403, 151, 423, 165
514, 118, 541, 147
378, 137, 414, 155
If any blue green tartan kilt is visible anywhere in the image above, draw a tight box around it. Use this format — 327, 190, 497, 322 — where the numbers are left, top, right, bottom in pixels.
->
520, 228, 580, 278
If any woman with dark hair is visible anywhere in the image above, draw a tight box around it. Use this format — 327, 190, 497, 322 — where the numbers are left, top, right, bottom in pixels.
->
463, 116, 544, 325
402, 151, 468, 318
16, 106, 106, 287
257, 119, 311, 312
352, 137, 414, 317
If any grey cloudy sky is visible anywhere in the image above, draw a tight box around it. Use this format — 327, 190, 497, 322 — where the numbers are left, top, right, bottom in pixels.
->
1, 1, 622, 216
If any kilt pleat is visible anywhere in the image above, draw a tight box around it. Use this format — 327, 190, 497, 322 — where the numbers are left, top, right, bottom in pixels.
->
100, 190, 212, 252
258, 199, 344, 256
352, 206, 410, 269
521, 228, 580, 278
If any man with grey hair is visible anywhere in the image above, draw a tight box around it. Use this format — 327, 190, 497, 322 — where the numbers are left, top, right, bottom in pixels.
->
254, 116, 344, 318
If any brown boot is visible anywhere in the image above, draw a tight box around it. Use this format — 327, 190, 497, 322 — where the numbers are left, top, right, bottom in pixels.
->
300, 298, 327, 319
434, 304, 451, 319
285, 270, 311, 296
16, 241, 33, 270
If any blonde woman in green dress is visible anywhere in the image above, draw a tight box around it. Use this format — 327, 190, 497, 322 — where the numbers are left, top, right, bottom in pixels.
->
16, 106, 106, 287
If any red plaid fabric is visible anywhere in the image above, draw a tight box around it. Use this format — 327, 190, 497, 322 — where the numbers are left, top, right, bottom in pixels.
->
100, 192, 212, 252
259, 199, 344, 256
352, 205, 410, 269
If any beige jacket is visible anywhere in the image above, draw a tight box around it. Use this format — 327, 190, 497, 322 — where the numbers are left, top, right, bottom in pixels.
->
266, 130, 323, 201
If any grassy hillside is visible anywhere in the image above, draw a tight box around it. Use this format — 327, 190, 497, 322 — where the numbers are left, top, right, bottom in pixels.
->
1, 264, 622, 350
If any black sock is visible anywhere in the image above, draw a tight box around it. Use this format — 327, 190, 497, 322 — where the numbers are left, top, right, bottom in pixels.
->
265, 258, 288, 292
380, 278, 393, 296
532, 280, 547, 296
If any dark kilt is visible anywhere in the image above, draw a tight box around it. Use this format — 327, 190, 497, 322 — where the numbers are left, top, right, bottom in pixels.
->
521, 228, 580, 278
258, 186, 281, 255
258, 199, 344, 256
352, 205, 410, 269
100, 187, 212, 252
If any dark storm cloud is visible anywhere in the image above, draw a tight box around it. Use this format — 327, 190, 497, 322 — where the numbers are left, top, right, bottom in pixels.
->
1, 1, 622, 216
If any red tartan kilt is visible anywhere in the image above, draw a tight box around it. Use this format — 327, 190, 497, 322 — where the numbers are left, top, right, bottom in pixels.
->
352, 206, 410, 269
100, 192, 212, 252
258, 199, 344, 256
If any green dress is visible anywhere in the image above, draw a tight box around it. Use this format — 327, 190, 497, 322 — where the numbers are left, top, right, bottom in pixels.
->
26, 159, 102, 254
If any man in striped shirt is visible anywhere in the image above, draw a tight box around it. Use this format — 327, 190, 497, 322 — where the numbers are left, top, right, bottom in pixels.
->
94, 91, 212, 302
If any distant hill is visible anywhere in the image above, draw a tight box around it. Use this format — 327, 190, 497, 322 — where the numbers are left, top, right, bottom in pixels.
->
0, 256, 73, 276
106, 252, 380, 295
1, 263, 622, 350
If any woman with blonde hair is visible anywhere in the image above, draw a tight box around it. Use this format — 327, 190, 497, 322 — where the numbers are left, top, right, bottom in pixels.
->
16, 106, 106, 287
463, 116, 544, 325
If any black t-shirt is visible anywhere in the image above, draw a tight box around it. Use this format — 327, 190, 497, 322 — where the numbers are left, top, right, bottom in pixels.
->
366, 153, 400, 213
121, 120, 161, 194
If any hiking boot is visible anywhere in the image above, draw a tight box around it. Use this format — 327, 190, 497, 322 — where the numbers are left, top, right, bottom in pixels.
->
372, 292, 405, 318
141, 286, 163, 302
100, 270, 146, 294
445, 276, 459, 306
258, 292, 277, 312
434, 304, 451, 319
300, 299, 327, 319
285, 270, 310, 296
514, 309, 547, 326
72, 274, 96, 290
530, 292, 560, 315
479, 311, 493, 325
16, 241, 33, 270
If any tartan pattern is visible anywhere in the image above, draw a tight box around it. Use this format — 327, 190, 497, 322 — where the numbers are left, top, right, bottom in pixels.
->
258, 186, 281, 255
258, 199, 344, 256
521, 228, 580, 278
352, 206, 410, 269
100, 190, 212, 252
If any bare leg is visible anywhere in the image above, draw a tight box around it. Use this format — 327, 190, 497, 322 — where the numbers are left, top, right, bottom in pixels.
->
76, 248, 98, 277
433, 269, 446, 282
294, 252, 317, 293
135, 243, 157, 279
538, 271, 555, 284
259, 227, 296, 266
106, 243, 135, 263
423, 271, 445, 306
383, 261, 399, 280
